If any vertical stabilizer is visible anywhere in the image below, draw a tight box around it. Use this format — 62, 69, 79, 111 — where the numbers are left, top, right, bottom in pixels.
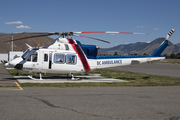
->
151, 28, 175, 56
151, 40, 169, 56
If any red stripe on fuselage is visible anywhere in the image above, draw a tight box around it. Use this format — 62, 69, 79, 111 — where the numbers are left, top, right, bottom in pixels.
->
67, 39, 91, 72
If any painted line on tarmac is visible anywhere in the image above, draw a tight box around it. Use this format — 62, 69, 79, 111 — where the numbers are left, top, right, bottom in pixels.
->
0, 88, 22, 91
15, 82, 23, 90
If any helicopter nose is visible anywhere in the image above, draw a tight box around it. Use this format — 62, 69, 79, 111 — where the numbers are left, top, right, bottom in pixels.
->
6, 57, 23, 69
5, 62, 10, 67
5, 61, 15, 68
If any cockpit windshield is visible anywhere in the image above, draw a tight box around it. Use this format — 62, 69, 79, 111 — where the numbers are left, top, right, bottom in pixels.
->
21, 49, 30, 60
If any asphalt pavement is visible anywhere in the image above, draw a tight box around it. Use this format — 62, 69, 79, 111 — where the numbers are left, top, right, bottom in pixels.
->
0, 64, 17, 87
0, 63, 180, 119
0, 87, 180, 120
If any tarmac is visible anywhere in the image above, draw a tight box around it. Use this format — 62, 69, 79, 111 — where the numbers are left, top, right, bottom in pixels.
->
0, 65, 17, 87
105, 63, 180, 78
1, 64, 180, 119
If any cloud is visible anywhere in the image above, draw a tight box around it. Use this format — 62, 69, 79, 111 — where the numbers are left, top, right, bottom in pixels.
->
0, 17, 2, 19
137, 26, 144, 28
16, 25, 31, 29
154, 28, 159, 30
5, 21, 23, 25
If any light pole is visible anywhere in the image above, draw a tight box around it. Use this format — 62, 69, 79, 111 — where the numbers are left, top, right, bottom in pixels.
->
11, 34, 13, 51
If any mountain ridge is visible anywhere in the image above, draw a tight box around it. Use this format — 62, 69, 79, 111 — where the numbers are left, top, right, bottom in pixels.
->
0, 33, 54, 53
0, 33, 179, 55
98, 38, 178, 55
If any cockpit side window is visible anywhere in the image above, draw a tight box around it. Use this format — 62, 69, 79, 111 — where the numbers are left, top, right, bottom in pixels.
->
32, 52, 38, 62
27, 56, 31, 61
26, 52, 38, 62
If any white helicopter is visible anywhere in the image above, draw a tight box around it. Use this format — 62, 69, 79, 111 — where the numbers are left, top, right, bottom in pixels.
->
5, 29, 175, 80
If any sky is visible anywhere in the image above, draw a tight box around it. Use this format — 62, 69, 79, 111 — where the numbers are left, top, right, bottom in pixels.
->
0, 0, 180, 48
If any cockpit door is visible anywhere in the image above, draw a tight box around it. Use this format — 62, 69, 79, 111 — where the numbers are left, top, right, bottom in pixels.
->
40, 51, 50, 73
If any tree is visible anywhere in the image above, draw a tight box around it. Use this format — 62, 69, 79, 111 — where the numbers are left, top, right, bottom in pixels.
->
163, 54, 169, 59
176, 53, 180, 59
170, 53, 176, 59
114, 52, 118, 55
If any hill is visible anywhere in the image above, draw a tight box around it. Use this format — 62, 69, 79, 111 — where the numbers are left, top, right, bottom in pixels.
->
0, 33, 54, 53
98, 38, 178, 55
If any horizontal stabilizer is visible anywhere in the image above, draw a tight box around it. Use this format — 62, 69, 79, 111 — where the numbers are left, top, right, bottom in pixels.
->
131, 60, 140, 65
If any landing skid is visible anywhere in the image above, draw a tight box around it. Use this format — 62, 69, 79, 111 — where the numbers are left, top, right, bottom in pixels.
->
68, 74, 81, 81
27, 73, 81, 81
28, 73, 43, 80
28, 75, 43, 80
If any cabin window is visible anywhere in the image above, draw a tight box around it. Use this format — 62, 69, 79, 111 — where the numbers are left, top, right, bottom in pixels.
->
44, 54, 48, 62
65, 44, 69, 50
66, 55, 76, 64
54, 54, 65, 63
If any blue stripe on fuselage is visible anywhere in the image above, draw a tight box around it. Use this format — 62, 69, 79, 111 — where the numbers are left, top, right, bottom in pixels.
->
96, 55, 163, 59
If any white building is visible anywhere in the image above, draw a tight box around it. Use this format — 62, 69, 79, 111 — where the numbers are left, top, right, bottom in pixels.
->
0, 51, 23, 63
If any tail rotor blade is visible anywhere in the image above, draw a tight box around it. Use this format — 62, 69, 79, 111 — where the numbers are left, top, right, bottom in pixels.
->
166, 28, 175, 40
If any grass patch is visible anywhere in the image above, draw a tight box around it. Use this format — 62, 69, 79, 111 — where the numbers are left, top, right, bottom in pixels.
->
152, 59, 180, 64
5, 63, 180, 87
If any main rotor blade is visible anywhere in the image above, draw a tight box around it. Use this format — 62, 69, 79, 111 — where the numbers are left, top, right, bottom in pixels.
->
3, 32, 59, 43
73, 34, 110, 43
73, 31, 148, 35
3, 33, 53, 43
2, 31, 147, 43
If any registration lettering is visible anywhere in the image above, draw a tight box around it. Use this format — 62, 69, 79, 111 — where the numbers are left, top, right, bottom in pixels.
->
23, 68, 33, 70
97, 60, 122, 65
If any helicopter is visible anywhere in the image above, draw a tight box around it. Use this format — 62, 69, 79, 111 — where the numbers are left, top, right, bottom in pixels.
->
4, 29, 175, 80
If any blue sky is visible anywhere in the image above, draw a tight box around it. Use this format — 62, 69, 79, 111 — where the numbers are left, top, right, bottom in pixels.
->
0, 0, 180, 48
